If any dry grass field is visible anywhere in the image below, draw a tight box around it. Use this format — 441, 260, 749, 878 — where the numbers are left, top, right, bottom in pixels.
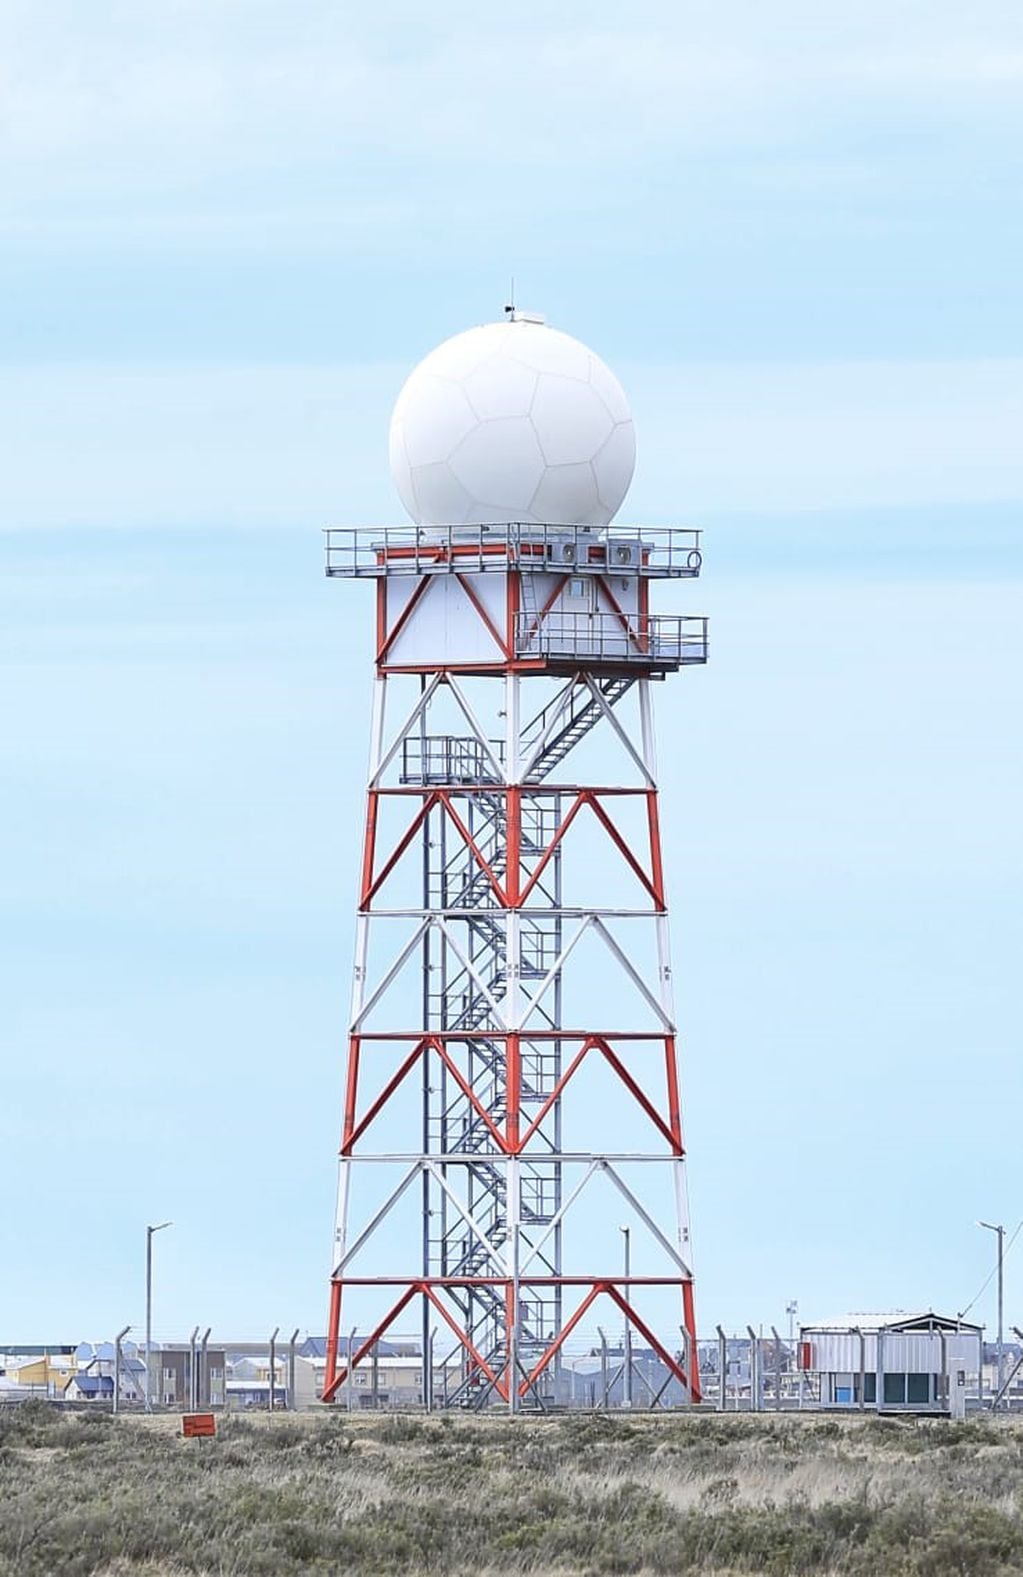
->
3, 1402, 1023, 1574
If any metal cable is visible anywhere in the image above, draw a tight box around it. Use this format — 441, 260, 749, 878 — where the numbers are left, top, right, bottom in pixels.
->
958, 1220, 1023, 1320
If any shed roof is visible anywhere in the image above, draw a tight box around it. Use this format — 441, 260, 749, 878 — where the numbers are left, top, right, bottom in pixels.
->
804, 1311, 981, 1335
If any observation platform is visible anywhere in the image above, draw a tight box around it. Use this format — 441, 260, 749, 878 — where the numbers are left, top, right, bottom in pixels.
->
514, 612, 707, 672
324, 524, 703, 580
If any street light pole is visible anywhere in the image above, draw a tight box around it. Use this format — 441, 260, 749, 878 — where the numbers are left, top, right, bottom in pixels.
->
145, 1221, 172, 1414
979, 1221, 1005, 1406
620, 1225, 632, 1409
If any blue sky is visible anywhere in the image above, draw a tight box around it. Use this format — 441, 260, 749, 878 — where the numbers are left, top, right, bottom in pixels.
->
1, 0, 1021, 1346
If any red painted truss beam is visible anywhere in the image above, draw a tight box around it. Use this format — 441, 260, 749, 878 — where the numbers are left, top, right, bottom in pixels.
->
376, 575, 433, 663
518, 1035, 681, 1152
372, 787, 662, 798
344, 1034, 508, 1153
339, 1032, 685, 1155
361, 787, 666, 911
377, 569, 667, 673
322, 1278, 701, 1404
334, 1276, 694, 1286
454, 574, 512, 659
521, 789, 662, 910
322, 1279, 507, 1403
362, 790, 508, 908
356, 1030, 671, 1042
595, 575, 648, 655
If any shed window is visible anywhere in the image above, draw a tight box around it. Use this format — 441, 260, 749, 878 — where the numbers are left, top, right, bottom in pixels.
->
906, 1373, 930, 1404
883, 1372, 906, 1404
853, 1373, 877, 1403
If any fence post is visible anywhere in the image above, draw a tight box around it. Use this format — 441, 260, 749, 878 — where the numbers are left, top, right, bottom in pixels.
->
268, 1328, 279, 1413
188, 1327, 199, 1411
855, 1327, 865, 1411
681, 1328, 690, 1408
347, 1327, 358, 1413
200, 1328, 211, 1408
746, 1327, 759, 1412
288, 1329, 300, 1410
113, 1326, 130, 1415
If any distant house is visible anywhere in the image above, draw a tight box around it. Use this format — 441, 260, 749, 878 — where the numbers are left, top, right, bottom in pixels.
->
220, 1348, 322, 1410
92, 1355, 146, 1405
64, 1373, 114, 1402
151, 1345, 226, 1407
226, 1378, 290, 1409
72, 1342, 148, 1405
1, 1351, 78, 1397
229, 1357, 262, 1382
299, 1336, 399, 1361
0, 1375, 34, 1401
800, 1311, 982, 1412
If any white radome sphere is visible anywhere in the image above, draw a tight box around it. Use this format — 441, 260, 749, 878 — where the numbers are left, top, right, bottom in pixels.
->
389, 318, 636, 526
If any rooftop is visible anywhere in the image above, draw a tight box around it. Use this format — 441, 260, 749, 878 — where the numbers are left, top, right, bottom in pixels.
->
804, 1311, 982, 1334
324, 523, 703, 581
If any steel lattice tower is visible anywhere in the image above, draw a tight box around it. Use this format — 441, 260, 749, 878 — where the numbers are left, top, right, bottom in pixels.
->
321, 511, 708, 1411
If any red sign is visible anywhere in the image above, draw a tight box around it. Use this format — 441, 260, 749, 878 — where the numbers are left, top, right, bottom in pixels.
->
182, 1413, 216, 1438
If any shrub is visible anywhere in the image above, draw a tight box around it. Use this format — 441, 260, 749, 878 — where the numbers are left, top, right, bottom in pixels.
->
2, 1409, 1023, 1574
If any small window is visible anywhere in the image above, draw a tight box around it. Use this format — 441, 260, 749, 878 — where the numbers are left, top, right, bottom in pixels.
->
569, 578, 585, 598
907, 1373, 930, 1404
883, 1372, 907, 1404
863, 1373, 877, 1403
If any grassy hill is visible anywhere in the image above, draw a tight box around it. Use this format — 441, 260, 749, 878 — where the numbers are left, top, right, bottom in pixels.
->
2, 1403, 1022, 1574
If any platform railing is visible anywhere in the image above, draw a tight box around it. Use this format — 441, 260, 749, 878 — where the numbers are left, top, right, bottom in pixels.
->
324, 524, 703, 579
514, 612, 708, 668
401, 735, 504, 785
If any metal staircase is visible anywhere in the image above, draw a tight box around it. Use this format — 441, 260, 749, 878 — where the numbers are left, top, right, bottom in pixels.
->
400, 674, 636, 1404
523, 675, 635, 782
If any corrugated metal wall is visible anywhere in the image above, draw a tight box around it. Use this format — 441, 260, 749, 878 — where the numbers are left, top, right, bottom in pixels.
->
808, 1332, 977, 1372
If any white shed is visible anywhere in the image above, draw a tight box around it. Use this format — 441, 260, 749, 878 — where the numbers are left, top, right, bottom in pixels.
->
799, 1311, 982, 1412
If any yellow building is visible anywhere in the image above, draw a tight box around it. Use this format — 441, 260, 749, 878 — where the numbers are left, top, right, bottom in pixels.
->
1, 1350, 78, 1396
